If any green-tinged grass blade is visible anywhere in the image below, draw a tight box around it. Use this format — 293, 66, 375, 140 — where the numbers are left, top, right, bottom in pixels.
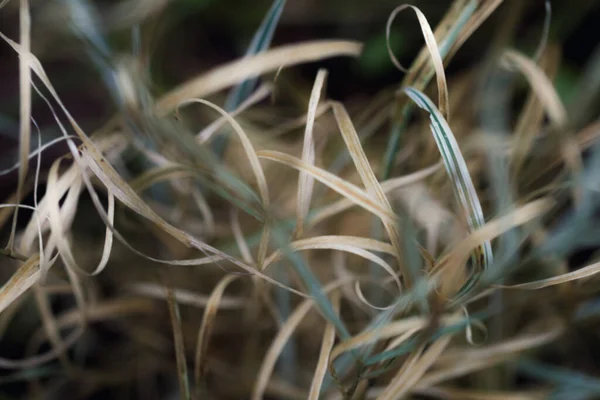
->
321, 279, 431, 392
270, 224, 350, 339
225, 0, 286, 109
404, 87, 493, 272
518, 360, 600, 398
213, 0, 287, 157
381, 0, 477, 180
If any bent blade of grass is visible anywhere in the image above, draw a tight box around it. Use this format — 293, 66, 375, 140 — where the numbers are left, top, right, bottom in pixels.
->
308, 291, 340, 400
270, 224, 350, 338
177, 98, 270, 266
198, 84, 272, 144
502, 50, 566, 127
262, 235, 400, 292
165, 284, 192, 400
332, 102, 408, 285
258, 150, 396, 225
297, 69, 327, 238
310, 163, 441, 226
194, 275, 238, 396
7, 0, 32, 251
381, 0, 486, 181
155, 40, 362, 115
386, 4, 450, 120
404, 87, 493, 274
437, 199, 553, 294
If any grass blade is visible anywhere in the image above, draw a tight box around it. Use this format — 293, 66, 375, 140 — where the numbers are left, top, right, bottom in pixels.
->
404, 87, 493, 276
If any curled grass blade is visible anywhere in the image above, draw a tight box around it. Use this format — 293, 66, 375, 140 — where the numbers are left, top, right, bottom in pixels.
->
386, 4, 450, 120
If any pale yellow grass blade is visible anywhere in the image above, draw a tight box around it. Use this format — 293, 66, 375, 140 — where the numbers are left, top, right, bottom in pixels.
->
262, 235, 400, 291
156, 40, 362, 115
194, 275, 238, 396
310, 163, 440, 226
332, 102, 407, 282
308, 291, 340, 400
177, 98, 270, 266
197, 83, 272, 144
258, 150, 396, 224
297, 69, 327, 237
386, 5, 449, 119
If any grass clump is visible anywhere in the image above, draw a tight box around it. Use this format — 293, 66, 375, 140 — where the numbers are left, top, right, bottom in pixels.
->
0, 0, 600, 399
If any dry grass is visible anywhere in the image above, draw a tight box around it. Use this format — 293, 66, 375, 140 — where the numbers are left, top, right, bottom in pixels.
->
0, 0, 599, 399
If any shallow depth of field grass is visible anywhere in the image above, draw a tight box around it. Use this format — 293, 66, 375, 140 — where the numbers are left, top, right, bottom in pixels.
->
0, 0, 600, 399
